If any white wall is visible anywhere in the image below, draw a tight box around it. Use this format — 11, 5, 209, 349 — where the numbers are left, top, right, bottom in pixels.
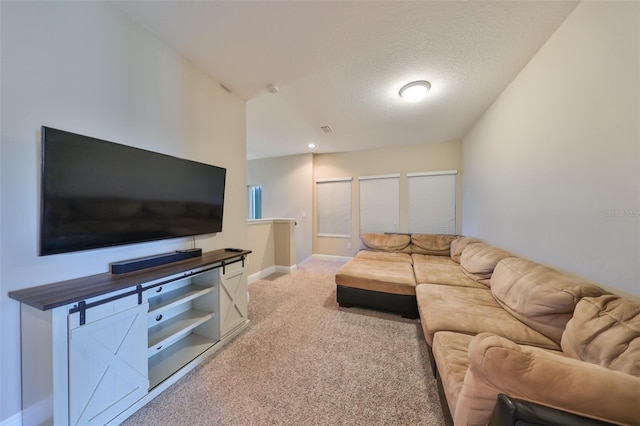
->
313, 140, 463, 257
463, 1, 639, 296
0, 2, 247, 423
247, 154, 314, 264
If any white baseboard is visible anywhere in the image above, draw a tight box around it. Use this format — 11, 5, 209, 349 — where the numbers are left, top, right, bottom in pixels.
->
275, 264, 297, 274
248, 264, 297, 284
4, 393, 52, 426
1, 411, 22, 426
248, 266, 277, 284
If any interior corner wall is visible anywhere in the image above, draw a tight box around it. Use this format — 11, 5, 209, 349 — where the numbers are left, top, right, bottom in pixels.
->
462, 1, 639, 296
247, 154, 314, 264
0, 2, 247, 423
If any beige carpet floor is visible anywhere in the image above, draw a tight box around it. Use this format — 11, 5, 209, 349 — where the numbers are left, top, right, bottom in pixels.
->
123, 258, 445, 425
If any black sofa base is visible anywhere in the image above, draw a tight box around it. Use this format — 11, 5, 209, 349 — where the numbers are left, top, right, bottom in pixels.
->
489, 394, 617, 426
435, 367, 454, 426
336, 285, 418, 318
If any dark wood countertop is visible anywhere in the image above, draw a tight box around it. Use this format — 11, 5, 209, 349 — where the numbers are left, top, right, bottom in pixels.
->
8, 249, 251, 311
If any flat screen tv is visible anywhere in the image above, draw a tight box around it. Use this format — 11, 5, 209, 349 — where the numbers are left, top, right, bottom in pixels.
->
40, 126, 226, 255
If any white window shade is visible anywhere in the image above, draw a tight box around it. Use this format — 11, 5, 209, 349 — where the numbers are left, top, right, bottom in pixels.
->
317, 178, 351, 237
408, 171, 456, 234
359, 174, 399, 234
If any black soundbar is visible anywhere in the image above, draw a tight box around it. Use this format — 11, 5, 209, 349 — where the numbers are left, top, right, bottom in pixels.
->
110, 248, 203, 274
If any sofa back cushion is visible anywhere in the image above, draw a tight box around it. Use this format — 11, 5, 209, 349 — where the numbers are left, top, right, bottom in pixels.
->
561, 295, 640, 376
459, 242, 511, 286
360, 233, 411, 253
491, 257, 609, 344
450, 236, 482, 263
410, 234, 458, 256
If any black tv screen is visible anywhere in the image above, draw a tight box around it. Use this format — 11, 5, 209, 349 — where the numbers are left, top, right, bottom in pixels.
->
40, 126, 226, 255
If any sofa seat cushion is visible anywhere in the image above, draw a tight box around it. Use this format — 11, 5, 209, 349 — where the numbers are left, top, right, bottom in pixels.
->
410, 233, 458, 256
416, 284, 558, 349
412, 254, 486, 289
491, 257, 609, 345
355, 250, 413, 264
562, 295, 640, 376
432, 331, 475, 417
335, 258, 416, 296
460, 242, 512, 286
360, 233, 411, 253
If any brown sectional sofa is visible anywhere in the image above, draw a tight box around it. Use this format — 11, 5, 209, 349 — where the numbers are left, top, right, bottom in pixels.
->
334, 233, 640, 425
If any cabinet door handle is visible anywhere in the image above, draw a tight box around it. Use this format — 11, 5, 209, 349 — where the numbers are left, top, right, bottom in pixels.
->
156, 287, 163, 293
155, 314, 163, 322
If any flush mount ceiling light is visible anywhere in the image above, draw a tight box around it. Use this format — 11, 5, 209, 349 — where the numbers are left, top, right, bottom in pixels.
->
399, 80, 431, 102
308, 143, 316, 149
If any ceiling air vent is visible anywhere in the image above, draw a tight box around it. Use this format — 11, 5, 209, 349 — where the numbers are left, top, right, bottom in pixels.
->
320, 125, 333, 134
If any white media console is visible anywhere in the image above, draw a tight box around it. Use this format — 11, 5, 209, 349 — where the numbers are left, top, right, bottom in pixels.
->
9, 249, 251, 425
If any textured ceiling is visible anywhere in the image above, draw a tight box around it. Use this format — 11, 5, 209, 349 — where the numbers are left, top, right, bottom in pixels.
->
114, 1, 578, 160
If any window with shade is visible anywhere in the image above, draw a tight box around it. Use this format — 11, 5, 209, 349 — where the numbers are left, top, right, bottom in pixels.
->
316, 178, 352, 238
408, 171, 457, 234
359, 174, 400, 234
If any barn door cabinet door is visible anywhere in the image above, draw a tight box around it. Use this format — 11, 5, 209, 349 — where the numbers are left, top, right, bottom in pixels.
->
219, 260, 248, 337
67, 294, 149, 426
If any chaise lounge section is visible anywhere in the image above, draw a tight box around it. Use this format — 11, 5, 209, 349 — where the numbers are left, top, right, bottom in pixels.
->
335, 233, 469, 318
335, 233, 640, 425
335, 233, 419, 317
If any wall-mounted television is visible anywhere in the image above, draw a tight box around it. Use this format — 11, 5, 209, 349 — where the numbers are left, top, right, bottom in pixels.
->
40, 126, 226, 255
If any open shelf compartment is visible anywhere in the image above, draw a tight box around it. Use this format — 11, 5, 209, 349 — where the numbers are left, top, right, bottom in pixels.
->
148, 283, 213, 313
148, 309, 215, 354
148, 333, 215, 389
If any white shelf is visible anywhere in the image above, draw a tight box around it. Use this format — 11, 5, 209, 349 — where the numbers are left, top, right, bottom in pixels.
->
148, 309, 215, 354
148, 333, 215, 389
148, 284, 212, 313
147, 273, 219, 388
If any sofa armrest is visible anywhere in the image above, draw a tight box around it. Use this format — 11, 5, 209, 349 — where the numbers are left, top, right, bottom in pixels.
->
454, 333, 640, 426
489, 394, 619, 426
